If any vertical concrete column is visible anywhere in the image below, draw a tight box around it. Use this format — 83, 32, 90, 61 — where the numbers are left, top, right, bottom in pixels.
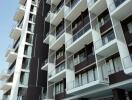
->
112, 88, 126, 100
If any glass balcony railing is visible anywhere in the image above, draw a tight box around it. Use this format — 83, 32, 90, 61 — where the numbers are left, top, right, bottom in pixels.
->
66, 0, 80, 10
41, 59, 48, 67
48, 63, 65, 79
109, 0, 126, 12
94, 32, 115, 50
88, 0, 98, 8
52, 2, 64, 14
66, 22, 91, 47
56, 28, 65, 39
67, 68, 97, 90
114, 0, 126, 7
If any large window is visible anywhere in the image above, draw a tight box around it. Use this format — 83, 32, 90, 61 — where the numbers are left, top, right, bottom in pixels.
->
74, 49, 87, 66
56, 62, 65, 74
102, 29, 115, 45
55, 82, 64, 94
98, 10, 110, 27
75, 67, 97, 87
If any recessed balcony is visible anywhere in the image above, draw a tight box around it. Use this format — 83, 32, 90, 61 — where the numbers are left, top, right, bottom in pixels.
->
65, 0, 87, 21
5, 49, 17, 63
14, 5, 26, 22
109, 0, 132, 20
10, 24, 22, 40
48, 62, 66, 82
66, 23, 92, 53
88, 0, 107, 15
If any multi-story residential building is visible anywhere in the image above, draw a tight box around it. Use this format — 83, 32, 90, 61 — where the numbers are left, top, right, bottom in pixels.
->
0, 0, 48, 100
42, 0, 132, 100
1, 0, 132, 100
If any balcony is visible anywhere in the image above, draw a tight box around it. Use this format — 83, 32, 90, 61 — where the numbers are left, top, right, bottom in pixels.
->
48, 62, 66, 82
75, 54, 96, 72
45, 11, 51, 22
65, 0, 87, 21
41, 59, 48, 71
94, 31, 118, 57
19, 0, 27, 5
10, 22, 22, 40
14, 5, 26, 22
51, 0, 61, 5
5, 49, 17, 63
49, 29, 65, 50
88, 0, 107, 15
50, 3, 66, 25
66, 23, 92, 53
109, 0, 132, 20
43, 30, 55, 44
0, 71, 10, 81
0, 81, 12, 91
66, 67, 108, 94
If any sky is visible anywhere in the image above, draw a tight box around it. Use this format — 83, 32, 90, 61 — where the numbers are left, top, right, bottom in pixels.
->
0, 0, 18, 98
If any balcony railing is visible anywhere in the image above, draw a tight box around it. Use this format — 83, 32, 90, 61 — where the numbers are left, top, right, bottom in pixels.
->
41, 59, 48, 67
66, 22, 91, 47
94, 32, 115, 50
13, 37, 20, 49
114, 0, 126, 7
109, 0, 126, 12
88, 0, 98, 8
67, 68, 97, 90
52, 2, 64, 14
56, 28, 65, 39
48, 63, 65, 78
66, 0, 80, 10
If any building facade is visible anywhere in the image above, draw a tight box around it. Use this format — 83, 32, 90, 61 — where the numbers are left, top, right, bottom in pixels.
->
1, 0, 132, 100
0, 0, 42, 100
42, 0, 132, 100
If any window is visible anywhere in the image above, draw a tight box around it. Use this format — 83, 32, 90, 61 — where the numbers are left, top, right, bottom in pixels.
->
102, 30, 115, 45
55, 82, 64, 94
74, 49, 87, 66
127, 22, 132, 34
75, 67, 97, 88
56, 62, 65, 73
